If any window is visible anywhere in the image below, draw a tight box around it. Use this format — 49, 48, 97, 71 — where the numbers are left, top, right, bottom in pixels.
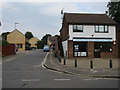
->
94, 42, 112, 52
17, 44, 23, 48
73, 25, 83, 32
95, 25, 109, 33
73, 42, 87, 57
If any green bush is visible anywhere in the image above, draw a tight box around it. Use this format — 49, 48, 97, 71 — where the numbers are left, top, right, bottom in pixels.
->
2, 40, 10, 46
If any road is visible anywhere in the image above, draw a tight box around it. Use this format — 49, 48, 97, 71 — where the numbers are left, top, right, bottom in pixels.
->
2, 49, 118, 88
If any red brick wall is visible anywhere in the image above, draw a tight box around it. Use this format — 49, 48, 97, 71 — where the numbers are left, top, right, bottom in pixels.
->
60, 19, 69, 41
118, 31, 120, 58
88, 42, 94, 58
68, 40, 73, 59
2, 44, 15, 56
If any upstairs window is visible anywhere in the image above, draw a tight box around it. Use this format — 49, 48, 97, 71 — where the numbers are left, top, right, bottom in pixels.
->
95, 25, 109, 33
73, 25, 83, 32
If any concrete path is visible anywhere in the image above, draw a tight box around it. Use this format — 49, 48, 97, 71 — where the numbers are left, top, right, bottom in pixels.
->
44, 50, 119, 78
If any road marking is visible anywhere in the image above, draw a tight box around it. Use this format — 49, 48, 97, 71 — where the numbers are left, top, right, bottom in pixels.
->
21, 79, 40, 82
83, 78, 99, 81
41, 52, 49, 68
83, 78, 119, 80
3, 57, 16, 63
2, 51, 34, 63
33, 65, 41, 68
54, 79, 71, 81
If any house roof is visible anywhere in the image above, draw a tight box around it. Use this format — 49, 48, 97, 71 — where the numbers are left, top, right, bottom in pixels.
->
28, 37, 40, 44
9, 29, 25, 36
64, 13, 117, 25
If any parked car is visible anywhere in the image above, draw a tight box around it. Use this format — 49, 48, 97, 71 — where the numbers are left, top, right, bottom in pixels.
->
43, 45, 50, 52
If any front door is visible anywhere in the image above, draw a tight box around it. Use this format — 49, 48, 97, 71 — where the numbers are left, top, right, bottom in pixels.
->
94, 49, 100, 58
94, 43, 101, 58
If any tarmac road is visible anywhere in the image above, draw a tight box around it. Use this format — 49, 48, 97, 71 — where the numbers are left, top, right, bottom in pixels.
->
2, 49, 119, 88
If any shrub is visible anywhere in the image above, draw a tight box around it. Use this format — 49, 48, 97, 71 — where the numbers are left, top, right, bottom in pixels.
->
2, 40, 10, 46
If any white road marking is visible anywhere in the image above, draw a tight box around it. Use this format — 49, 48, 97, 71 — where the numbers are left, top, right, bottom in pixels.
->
83, 78, 119, 80
41, 52, 49, 68
54, 79, 71, 81
21, 79, 40, 82
83, 78, 99, 81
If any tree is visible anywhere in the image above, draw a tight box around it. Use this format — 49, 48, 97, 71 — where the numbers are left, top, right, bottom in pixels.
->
107, 1, 120, 24
107, 1, 120, 58
2, 40, 9, 46
36, 40, 44, 49
25, 31, 33, 40
36, 34, 52, 49
1, 32, 10, 40
41, 34, 52, 45
54, 35, 59, 37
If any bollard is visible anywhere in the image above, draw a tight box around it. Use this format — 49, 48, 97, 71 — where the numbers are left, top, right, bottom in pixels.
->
90, 60, 93, 69
58, 56, 61, 63
75, 59, 77, 68
64, 58, 66, 65
110, 60, 112, 68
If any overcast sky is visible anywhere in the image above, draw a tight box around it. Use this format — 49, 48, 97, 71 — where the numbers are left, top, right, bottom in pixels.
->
1, 1, 109, 39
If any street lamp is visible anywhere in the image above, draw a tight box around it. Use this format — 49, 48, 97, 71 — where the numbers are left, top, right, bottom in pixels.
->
15, 22, 19, 30
14, 22, 19, 53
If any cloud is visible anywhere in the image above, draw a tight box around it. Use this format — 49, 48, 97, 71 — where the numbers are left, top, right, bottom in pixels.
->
3, 0, 110, 2
1, 2, 108, 39
38, 3, 82, 16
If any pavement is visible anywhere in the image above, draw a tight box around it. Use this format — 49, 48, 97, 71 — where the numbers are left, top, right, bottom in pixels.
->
43, 49, 120, 78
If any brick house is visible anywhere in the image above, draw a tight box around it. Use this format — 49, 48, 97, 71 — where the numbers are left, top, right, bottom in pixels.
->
7, 29, 26, 51
60, 13, 118, 59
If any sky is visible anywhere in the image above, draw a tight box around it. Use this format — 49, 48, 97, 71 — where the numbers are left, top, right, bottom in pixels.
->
1, 0, 110, 40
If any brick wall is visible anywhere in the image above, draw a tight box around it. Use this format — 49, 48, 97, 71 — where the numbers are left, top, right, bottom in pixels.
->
118, 26, 120, 58
68, 40, 73, 59
88, 42, 94, 58
2, 44, 15, 56
60, 19, 69, 41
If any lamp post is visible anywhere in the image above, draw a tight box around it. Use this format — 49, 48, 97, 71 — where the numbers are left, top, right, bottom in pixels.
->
15, 22, 19, 30
14, 22, 19, 52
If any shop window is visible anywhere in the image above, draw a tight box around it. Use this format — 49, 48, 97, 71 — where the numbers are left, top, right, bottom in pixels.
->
73, 43, 87, 57
95, 42, 112, 52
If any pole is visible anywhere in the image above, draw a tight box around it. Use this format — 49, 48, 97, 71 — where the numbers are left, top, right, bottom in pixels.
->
110, 60, 112, 68
75, 59, 77, 68
90, 60, 93, 69
14, 22, 19, 52
64, 58, 66, 65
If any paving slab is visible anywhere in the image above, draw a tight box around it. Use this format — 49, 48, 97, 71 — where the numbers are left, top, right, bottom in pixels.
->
44, 50, 119, 78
